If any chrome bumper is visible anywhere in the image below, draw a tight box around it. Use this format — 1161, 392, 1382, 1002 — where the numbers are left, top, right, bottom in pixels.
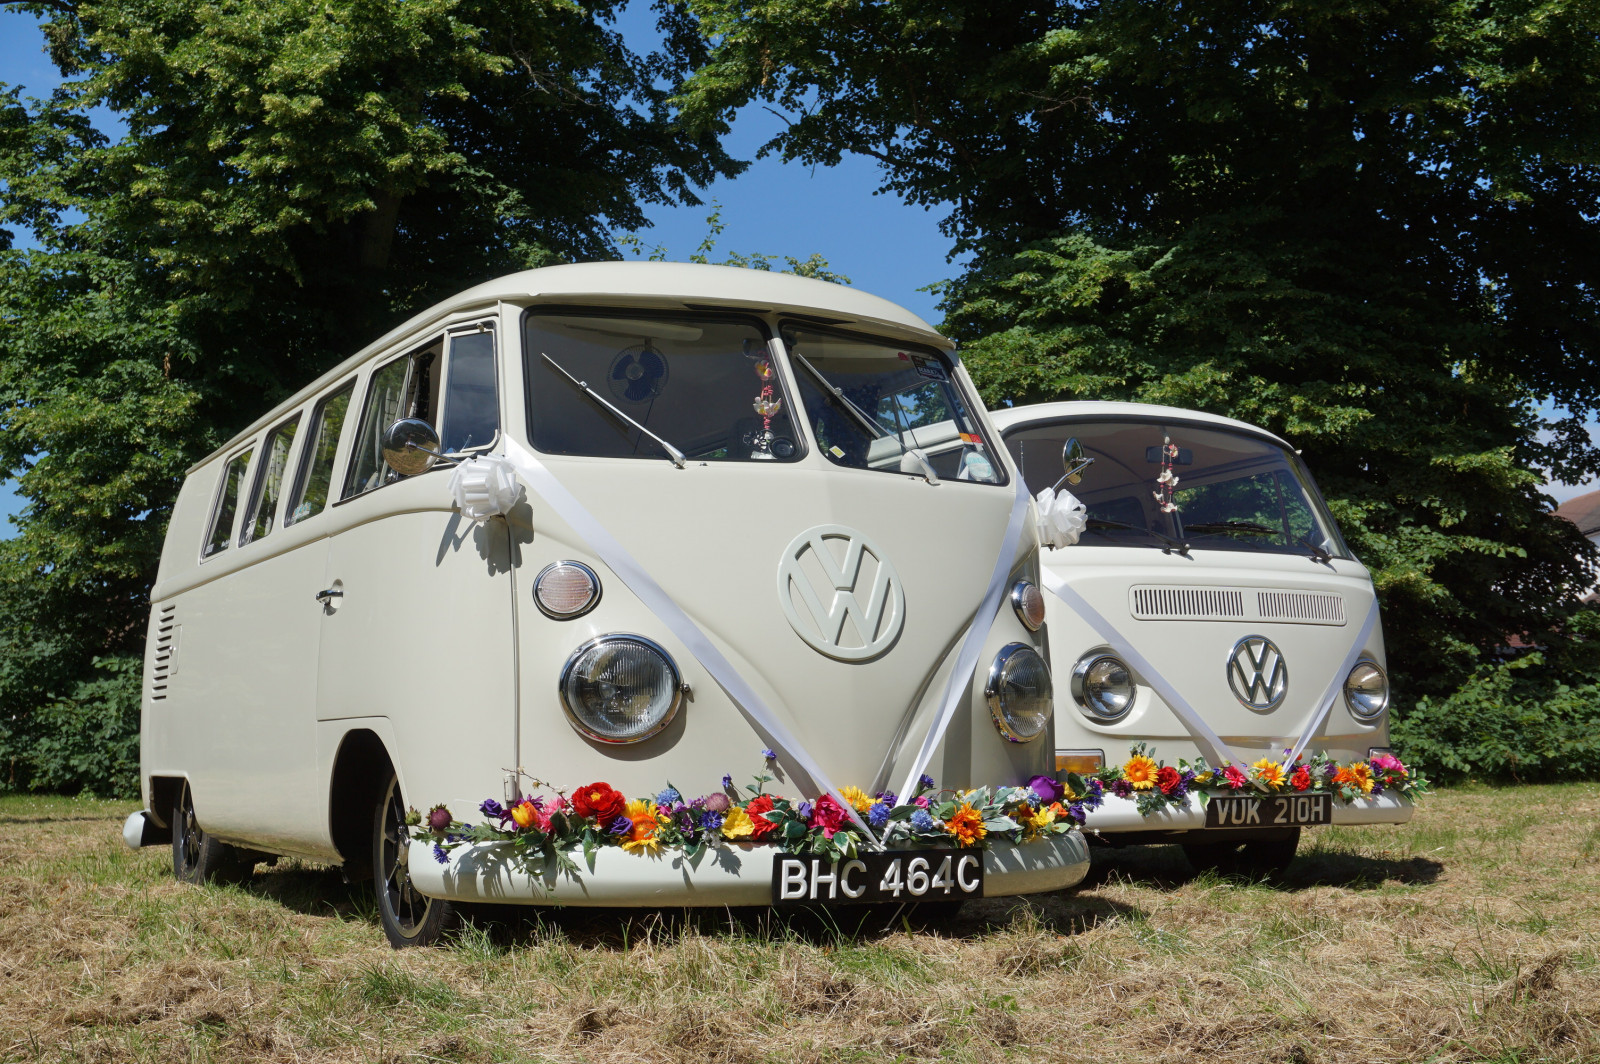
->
407, 832, 1091, 906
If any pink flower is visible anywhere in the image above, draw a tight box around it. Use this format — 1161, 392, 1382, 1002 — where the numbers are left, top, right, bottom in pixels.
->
1221, 765, 1249, 790
532, 794, 568, 832
1371, 753, 1405, 774
913, 796, 931, 808
809, 794, 850, 838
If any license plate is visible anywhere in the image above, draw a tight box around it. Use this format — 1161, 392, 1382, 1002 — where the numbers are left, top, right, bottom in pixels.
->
1204, 792, 1331, 828
771, 849, 984, 905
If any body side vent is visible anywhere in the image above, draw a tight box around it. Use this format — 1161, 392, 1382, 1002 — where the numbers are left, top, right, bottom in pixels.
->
1130, 586, 1246, 620
151, 605, 179, 701
1257, 591, 1346, 625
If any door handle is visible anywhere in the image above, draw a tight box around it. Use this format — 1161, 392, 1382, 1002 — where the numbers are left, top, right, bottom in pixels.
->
315, 587, 344, 605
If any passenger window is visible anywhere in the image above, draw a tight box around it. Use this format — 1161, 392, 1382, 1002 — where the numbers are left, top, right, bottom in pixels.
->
440, 328, 498, 452
203, 448, 253, 558
240, 416, 300, 545
287, 383, 353, 525
344, 341, 443, 498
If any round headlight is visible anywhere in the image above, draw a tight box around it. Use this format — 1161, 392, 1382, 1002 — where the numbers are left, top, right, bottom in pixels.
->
985, 643, 1052, 742
1071, 653, 1135, 723
535, 560, 601, 618
1011, 580, 1046, 632
1344, 660, 1389, 721
560, 635, 683, 743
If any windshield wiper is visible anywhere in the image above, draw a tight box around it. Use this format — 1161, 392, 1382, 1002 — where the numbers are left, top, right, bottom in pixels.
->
790, 352, 940, 484
1086, 517, 1190, 555
541, 352, 686, 468
1297, 535, 1333, 563
1183, 521, 1276, 536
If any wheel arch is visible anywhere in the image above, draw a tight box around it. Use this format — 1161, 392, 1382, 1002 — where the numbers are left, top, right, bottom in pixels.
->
147, 775, 187, 831
327, 729, 396, 881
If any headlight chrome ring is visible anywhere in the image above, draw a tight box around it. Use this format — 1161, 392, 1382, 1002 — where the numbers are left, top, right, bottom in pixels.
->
1070, 652, 1136, 723
559, 634, 683, 744
1344, 659, 1389, 721
1011, 580, 1046, 632
985, 642, 1052, 743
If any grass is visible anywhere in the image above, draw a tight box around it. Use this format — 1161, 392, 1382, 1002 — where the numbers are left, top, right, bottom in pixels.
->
0, 784, 1597, 1062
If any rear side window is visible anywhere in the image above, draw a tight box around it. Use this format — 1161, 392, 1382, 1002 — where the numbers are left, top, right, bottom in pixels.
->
203, 448, 253, 558
240, 415, 300, 545
287, 383, 353, 525
440, 327, 498, 452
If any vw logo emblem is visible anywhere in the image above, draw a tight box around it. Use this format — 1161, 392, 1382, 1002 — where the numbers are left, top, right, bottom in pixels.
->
1227, 635, 1288, 711
777, 525, 905, 662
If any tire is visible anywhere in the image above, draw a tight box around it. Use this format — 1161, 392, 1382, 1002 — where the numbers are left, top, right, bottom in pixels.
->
373, 771, 454, 948
1182, 828, 1300, 879
171, 780, 251, 885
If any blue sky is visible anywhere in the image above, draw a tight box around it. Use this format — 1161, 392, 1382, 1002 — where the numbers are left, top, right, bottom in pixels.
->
0, 5, 1593, 537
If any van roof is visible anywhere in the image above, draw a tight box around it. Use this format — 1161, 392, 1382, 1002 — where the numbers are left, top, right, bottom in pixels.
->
193, 262, 950, 473
987, 401, 1295, 452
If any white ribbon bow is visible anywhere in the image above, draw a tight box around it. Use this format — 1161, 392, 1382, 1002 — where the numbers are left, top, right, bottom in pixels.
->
1034, 486, 1087, 548
448, 454, 522, 522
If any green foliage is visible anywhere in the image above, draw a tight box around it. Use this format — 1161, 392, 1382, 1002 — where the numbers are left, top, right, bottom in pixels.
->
1392, 652, 1600, 783
0, 654, 140, 798
0, 0, 739, 793
678, 0, 1600, 697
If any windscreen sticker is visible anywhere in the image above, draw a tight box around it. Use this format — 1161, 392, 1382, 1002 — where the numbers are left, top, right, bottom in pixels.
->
829, 445, 846, 458
959, 431, 984, 448
907, 353, 948, 381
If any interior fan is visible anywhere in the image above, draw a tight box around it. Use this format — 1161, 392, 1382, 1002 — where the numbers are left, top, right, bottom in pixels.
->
608, 343, 668, 404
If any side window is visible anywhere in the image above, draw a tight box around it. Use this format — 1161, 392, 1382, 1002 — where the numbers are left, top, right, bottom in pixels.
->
440, 327, 498, 452
203, 448, 253, 558
343, 341, 442, 498
240, 415, 300, 545
287, 383, 353, 525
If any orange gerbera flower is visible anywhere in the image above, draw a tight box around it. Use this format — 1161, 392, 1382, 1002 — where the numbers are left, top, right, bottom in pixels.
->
620, 799, 664, 854
1123, 754, 1159, 790
1251, 759, 1287, 788
947, 803, 988, 847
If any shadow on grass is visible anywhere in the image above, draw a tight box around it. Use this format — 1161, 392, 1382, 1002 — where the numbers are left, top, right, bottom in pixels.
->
1082, 842, 1443, 892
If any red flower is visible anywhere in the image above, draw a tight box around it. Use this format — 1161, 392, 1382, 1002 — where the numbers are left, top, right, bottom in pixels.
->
1289, 766, 1312, 792
1221, 765, 1249, 790
1155, 766, 1182, 795
745, 794, 778, 841
809, 794, 850, 838
571, 782, 626, 825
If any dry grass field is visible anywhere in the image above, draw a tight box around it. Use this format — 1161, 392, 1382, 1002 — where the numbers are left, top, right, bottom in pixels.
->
1, 784, 1597, 1064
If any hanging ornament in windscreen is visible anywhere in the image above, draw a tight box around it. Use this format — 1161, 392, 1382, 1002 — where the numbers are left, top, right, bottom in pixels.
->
745, 344, 790, 459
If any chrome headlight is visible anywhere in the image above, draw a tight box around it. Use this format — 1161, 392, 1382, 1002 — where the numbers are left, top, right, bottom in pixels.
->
985, 643, 1052, 742
534, 560, 601, 618
1011, 580, 1045, 631
1071, 652, 1135, 723
560, 635, 683, 743
1344, 660, 1389, 721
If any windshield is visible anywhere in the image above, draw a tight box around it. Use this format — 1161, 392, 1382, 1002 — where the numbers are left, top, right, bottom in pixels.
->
524, 311, 802, 463
1005, 418, 1349, 558
781, 325, 1005, 485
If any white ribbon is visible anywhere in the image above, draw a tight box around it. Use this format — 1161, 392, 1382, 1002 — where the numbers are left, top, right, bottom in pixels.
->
1035, 486, 1088, 548
1041, 569, 1237, 769
896, 475, 1032, 801
498, 439, 876, 840
1279, 602, 1379, 769
447, 454, 522, 522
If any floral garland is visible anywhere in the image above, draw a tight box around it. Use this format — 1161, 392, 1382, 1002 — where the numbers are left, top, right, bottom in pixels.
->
1087, 743, 1429, 817
408, 753, 1103, 872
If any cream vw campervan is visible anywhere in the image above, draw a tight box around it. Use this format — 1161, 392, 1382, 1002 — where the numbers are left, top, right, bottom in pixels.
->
992, 402, 1419, 876
129, 263, 1089, 946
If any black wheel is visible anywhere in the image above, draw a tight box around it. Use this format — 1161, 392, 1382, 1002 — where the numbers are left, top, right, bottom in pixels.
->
171, 780, 250, 885
1182, 828, 1300, 879
373, 772, 454, 948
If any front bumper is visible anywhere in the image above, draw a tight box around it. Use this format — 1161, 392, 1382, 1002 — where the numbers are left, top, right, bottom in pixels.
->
407, 832, 1091, 907
1083, 791, 1415, 835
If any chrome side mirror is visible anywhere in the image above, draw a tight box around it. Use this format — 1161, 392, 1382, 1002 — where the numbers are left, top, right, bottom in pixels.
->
382, 418, 443, 476
1059, 437, 1093, 486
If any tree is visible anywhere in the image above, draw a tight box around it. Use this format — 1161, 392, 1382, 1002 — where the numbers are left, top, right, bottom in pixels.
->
0, 0, 738, 792
676, 0, 1600, 694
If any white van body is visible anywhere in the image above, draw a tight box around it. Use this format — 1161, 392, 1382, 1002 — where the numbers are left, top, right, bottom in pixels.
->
990, 402, 1412, 864
133, 263, 1088, 937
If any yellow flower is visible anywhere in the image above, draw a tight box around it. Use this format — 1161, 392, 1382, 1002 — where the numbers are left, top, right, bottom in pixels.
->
721, 805, 755, 840
1348, 762, 1375, 794
1252, 759, 1287, 788
620, 799, 663, 855
838, 785, 875, 813
1022, 803, 1057, 839
947, 803, 988, 847
1123, 754, 1159, 790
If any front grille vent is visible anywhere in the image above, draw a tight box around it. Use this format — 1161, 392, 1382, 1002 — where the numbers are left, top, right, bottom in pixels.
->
1258, 591, 1345, 624
151, 605, 178, 700
1131, 586, 1245, 620
1130, 585, 1347, 625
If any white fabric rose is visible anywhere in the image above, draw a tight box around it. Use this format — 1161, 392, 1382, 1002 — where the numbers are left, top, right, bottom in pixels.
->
1035, 485, 1088, 548
447, 454, 522, 522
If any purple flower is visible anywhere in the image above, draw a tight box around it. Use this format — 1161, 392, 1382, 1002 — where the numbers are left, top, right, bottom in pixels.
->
867, 802, 891, 829
702, 793, 731, 814
875, 790, 899, 807
1067, 802, 1086, 825
1372, 779, 1386, 796
797, 801, 814, 820
1323, 763, 1339, 779
721, 773, 734, 789
479, 798, 504, 821
656, 786, 682, 807
698, 811, 724, 833
432, 843, 450, 865
918, 773, 936, 791
426, 806, 452, 832
1111, 779, 1134, 799
608, 817, 632, 837
910, 809, 935, 832
1027, 774, 1065, 804
762, 749, 776, 760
